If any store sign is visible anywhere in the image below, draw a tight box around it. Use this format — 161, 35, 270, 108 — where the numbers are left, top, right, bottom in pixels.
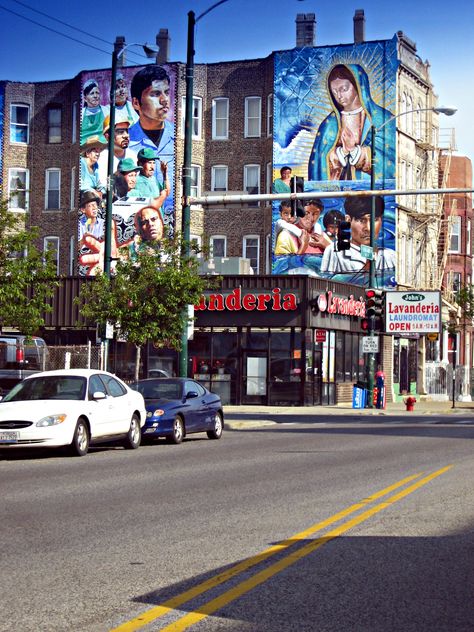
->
195, 287, 298, 312
315, 291, 366, 318
385, 291, 441, 334
315, 329, 326, 343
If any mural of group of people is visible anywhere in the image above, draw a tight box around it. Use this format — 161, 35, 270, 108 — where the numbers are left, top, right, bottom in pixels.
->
272, 38, 399, 287
78, 64, 175, 276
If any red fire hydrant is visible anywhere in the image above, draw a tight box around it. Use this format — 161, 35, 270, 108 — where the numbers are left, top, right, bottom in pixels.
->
405, 396, 416, 412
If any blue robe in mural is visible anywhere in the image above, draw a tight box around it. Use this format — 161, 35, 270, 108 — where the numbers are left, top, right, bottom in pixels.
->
308, 64, 395, 183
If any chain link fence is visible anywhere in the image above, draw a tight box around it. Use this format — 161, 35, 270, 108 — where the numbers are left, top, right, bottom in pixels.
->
46, 343, 105, 371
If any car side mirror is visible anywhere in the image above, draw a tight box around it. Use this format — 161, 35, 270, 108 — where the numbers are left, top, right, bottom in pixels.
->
186, 390, 199, 399
92, 391, 107, 400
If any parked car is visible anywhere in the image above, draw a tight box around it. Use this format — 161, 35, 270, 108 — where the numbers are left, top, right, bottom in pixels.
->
0, 334, 48, 394
0, 369, 146, 456
130, 377, 224, 444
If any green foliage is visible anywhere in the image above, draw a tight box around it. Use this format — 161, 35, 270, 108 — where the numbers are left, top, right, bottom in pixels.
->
455, 285, 474, 320
77, 235, 210, 350
0, 199, 58, 335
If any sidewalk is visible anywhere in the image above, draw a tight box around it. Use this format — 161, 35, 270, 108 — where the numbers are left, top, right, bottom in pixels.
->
223, 400, 474, 429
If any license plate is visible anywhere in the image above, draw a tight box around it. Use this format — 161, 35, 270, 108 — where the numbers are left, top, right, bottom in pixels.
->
0, 431, 19, 443
144, 428, 156, 434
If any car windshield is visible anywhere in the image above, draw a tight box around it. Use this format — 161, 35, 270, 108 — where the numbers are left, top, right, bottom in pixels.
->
2, 376, 87, 402
131, 381, 182, 400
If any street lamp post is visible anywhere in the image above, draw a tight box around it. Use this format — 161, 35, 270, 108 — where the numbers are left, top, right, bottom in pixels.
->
366, 105, 457, 406
179, 0, 230, 378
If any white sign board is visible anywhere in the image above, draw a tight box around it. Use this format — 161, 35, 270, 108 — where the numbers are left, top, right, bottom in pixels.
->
362, 336, 379, 353
385, 291, 441, 334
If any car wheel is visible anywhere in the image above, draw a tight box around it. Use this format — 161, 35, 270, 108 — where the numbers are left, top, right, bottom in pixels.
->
166, 416, 184, 444
69, 418, 90, 457
123, 414, 141, 450
207, 411, 223, 440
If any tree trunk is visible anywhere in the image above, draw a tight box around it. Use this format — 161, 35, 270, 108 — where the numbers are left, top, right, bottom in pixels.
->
134, 345, 141, 382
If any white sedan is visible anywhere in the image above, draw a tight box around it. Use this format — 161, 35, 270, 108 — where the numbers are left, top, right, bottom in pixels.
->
0, 369, 146, 456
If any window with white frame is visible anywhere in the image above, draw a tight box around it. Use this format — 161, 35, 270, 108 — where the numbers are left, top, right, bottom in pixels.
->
449, 216, 461, 252
406, 95, 413, 135
244, 164, 260, 207
190, 233, 202, 258
450, 271, 462, 292
244, 96, 261, 138
48, 106, 62, 143
265, 234, 271, 274
243, 235, 260, 273
211, 165, 228, 191
181, 96, 202, 139
415, 101, 423, 139
8, 168, 29, 211
70, 167, 76, 211
210, 235, 227, 258
400, 93, 407, 132
467, 220, 471, 255
266, 162, 272, 194
400, 234, 406, 284
72, 101, 78, 143
190, 164, 201, 199
69, 236, 76, 275
45, 168, 61, 210
44, 236, 59, 274
266, 94, 273, 137
212, 97, 229, 140
10, 104, 30, 143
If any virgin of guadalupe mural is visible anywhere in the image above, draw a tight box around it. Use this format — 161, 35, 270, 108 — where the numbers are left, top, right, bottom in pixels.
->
308, 63, 395, 182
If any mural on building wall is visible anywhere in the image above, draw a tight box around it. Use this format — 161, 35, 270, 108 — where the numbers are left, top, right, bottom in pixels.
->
272, 38, 398, 288
0, 83, 4, 193
78, 64, 176, 276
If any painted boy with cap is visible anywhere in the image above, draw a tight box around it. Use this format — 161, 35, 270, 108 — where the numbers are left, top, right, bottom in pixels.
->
97, 110, 132, 184
78, 190, 104, 240
113, 158, 142, 199
133, 147, 170, 208
80, 135, 107, 198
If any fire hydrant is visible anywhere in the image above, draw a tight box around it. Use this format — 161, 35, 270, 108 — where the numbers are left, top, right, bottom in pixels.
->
404, 396, 416, 412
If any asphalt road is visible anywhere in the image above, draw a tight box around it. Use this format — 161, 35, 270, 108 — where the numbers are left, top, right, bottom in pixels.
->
1, 415, 474, 632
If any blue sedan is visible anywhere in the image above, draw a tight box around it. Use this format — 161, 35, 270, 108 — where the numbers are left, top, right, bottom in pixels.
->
130, 378, 224, 444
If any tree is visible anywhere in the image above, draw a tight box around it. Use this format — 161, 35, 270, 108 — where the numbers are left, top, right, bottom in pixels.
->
0, 199, 58, 335
77, 235, 210, 380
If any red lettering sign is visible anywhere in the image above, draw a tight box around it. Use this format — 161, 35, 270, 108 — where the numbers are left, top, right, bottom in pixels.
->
196, 287, 298, 312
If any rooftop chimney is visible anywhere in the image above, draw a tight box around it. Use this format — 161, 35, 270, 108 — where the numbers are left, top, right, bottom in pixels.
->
156, 29, 171, 64
353, 9, 365, 44
114, 36, 126, 67
296, 13, 316, 48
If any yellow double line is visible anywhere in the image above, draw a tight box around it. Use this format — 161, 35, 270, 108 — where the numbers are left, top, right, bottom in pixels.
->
112, 465, 452, 632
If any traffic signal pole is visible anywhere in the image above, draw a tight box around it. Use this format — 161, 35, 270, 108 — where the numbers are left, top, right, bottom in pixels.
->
367, 125, 377, 408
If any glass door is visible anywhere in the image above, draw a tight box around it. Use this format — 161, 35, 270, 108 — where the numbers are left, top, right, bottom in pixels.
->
242, 351, 267, 405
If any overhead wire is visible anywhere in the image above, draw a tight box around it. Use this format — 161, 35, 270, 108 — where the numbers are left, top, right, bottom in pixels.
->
0, 0, 148, 65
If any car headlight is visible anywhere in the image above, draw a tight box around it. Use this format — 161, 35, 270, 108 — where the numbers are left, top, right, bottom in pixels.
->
36, 414, 67, 427
147, 409, 165, 418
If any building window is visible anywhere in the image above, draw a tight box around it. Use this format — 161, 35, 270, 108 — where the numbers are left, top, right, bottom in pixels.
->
44, 236, 59, 274
72, 101, 78, 144
243, 235, 260, 273
266, 162, 272, 194
415, 101, 423, 140
467, 220, 471, 256
10, 104, 30, 144
45, 168, 61, 210
190, 233, 202, 258
265, 234, 271, 274
181, 96, 202, 139
48, 106, 62, 143
266, 94, 273, 137
211, 165, 228, 191
70, 167, 76, 211
69, 236, 76, 275
244, 96, 261, 138
449, 216, 461, 252
8, 168, 29, 211
244, 164, 260, 206
210, 235, 227, 258
212, 97, 229, 140
190, 164, 201, 199
406, 95, 413, 135
450, 271, 462, 292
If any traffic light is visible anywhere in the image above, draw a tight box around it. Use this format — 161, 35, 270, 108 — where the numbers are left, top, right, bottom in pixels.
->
364, 288, 385, 332
337, 221, 351, 251
290, 176, 305, 217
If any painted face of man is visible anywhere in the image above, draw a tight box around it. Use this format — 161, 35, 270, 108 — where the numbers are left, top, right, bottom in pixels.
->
137, 208, 163, 241
85, 86, 100, 108
85, 147, 101, 164
132, 79, 170, 129
348, 213, 382, 246
114, 123, 130, 151
83, 201, 98, 219
141, 159, 155, 178
298, 208, 314, 232
306, 203, 322, 225
115, 79, 128, 106
329, 78, 360, 111
123, 171, 138, 190
281, 168, 292, 180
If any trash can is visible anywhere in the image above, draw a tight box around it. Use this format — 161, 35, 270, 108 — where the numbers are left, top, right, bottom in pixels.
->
352, 384, 367, 409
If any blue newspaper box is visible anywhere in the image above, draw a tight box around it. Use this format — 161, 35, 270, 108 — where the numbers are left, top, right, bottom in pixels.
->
352, 385, 367, 409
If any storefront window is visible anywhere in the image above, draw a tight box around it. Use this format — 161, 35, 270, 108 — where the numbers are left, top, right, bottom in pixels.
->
351, 335, 359, 381
269, 329, 302, 405
393, 338, 400, 383
409, 339, 418, 383
344, 332, 352, 381
210, 329, 238, 404
242, 328, 268, 350
335, 332, 344, 381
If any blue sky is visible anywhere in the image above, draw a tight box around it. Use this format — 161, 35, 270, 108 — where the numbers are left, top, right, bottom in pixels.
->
0, 0, 472, 162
